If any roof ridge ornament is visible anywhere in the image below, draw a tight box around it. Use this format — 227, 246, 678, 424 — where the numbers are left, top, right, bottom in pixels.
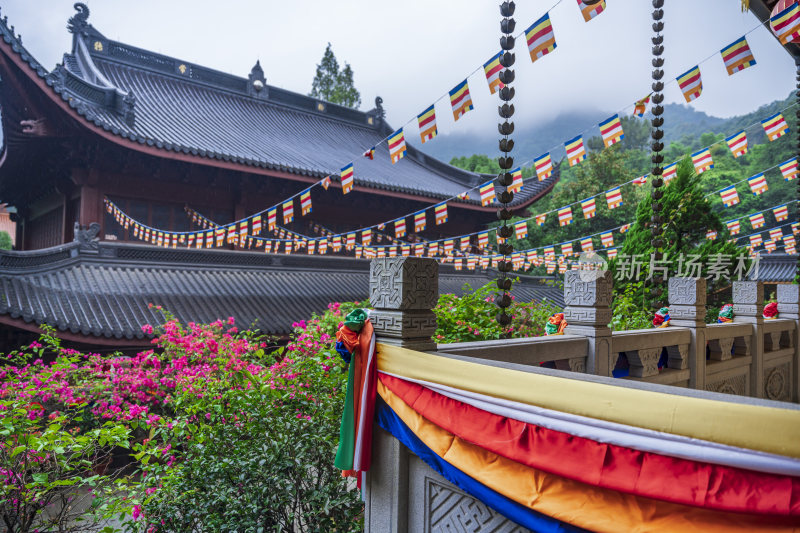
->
374, 96, 385, 118
73, 222, 101, 252
247, 60, 267, 98
67, 3, 90, 35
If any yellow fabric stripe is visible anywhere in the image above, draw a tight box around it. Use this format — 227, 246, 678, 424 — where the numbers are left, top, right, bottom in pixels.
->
376, 344, 800, 458
378, 382, 798, 533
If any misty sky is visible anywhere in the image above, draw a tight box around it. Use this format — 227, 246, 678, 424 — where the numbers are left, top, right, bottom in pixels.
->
2, 1, 795, 145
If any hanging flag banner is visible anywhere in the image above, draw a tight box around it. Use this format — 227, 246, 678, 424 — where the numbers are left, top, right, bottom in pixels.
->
544, 246, 555, 260
363, 147, 375, 160
443, 240, 454, 255
725, 130, 748, 158
206, 231, 214, 248
786, 234, 797, 248
607, 248, 619, 259
428, 242, 439, 257
282, 200, 294, 224
726, 219, 740, 235
332, 235, 342, 251
460, 236, 470, 251
770, 2, 800, 44
633, 174, 648, 186
749, 212, 765, 229
565, 135, 586, 166
341, 163, 355, 194
414, 243, 425, 256
477, 231, 489, 248
577, 0, 606, 22
599, 114, 624, 147
362, 228, 372, 246
238, 220, 248, 240
394, 217, 407, 239
706, 229, 717, 240
691, 148, 714, 174
388, 129, 407, 164
483, 52, 504, 94
457, 191, 470, 200
633, 94, 650, 117
514, 221, 528, 240
508, 168, 524, 193
720, 36, 757, 75
780, 157, 798, 180
414, 211, 427, 232
765, 239, 777, 253
762, 112, 790, 141
479, 182, 496, 206
434, 202, 448, 225
720, 185, 740, 207
534, 153, 553, 180
581, 198, 596, 219
748, 173, 769, 195
561, 242, 573, 257
321, 176, 331, 190
794, 222, 800, 234
535, 213, 547, 226
319, 239, 328, 254
558, 206, 573, 226
401, 244, 410, 257
252, 215, 262, 235
605, 187, 623, 210
559, 263, 568, 274
449, 79, 474, 121
600, 231, 614, 248
769, 227, 784, 242
676, 65, 703, 102
546, 262, 556, 274
300, 189, 312, 215
525, 13, 557, 63
663, 162, 678, 183
774, 204, 790, 222
417, 105, 438, 143
580, 236, 594, 252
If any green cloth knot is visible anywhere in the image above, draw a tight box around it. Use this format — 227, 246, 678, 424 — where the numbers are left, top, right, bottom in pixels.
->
344, 308, 368, 332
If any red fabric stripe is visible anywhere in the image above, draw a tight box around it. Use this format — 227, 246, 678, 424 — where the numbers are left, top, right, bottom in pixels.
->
378, 373, 800, 516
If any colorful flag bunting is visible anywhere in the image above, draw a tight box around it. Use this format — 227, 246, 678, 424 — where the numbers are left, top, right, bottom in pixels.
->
633, 94, 650, 117
340, 163, 354, 194
251, 215, 262, 235
748, 173, 768, 195
634, 175, 648, 186
483, 52, 504, 94
514, 221, 528, 240
605, 187, 623, 210
619, 223, 632, 234
282, 200, 294, 224
546, 262, 556, 274
581, 198, 596, 219
786, 234, 797, 247
780, 157, 798, 181
479, 182, 496, 206
525, 13, 557, 63
599, 114, 624, 147
577, 0, 606, 22
691, 148, 714, 174
565, 135, 586, 167
363, 147, 375, 160
762, 113, 789, 141
601, 232, 614, 248
765, 240, 776, 253
443, 240, 454, 255
749, 212, 765, 229
478, 231, 489, 248
401, 244, 410, 257
394, 217, 406, 238
794, 222, 800, 235
769, 228, 784, 242
561, 242, 573, 257
706, 229, 717, 241
774, 204, 789, 222
428, 242, 439, 257
414, 243, 425, 256
580, 236, 594, 252
544, 246, 555, 260
558, 206, 573, 226
460, 236, 470, 251
663, 162, 678, 183
417, 105, 437, 143
720, 36, 756, 75
388, 129, 407, 164
607, 248, 618, 259
362, 229, 372, 246
414, 211, 426, 233
300, 190, 312, 215
726, 219, 740, 235
508, 167, 524, 193
239, 220, 248, 239
676, 66, 703, 102
725, 131, 748, 158
534, 153, 553, 181
720, 185, 740, 207
434, 202, 448, 225
770, 2, 800, 44
535, 213, 547, 226
321, 176, 331, 190
449, 80, 474, 121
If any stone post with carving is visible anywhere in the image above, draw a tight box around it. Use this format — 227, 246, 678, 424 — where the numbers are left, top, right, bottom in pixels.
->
563, 270, 613, 376
777, 284, 800, 402
733, 281, 765, 398
668, 277, 707, 389
368, 257, 438, 351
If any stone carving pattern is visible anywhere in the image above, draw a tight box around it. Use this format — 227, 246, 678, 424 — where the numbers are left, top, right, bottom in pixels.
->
732, 304, 762, 317
668, 277, 706, 306
369, 258, 438, 311
706, 373, 747, 396
73, 222, 101, 250
732, 282, 763, 305
426, 478, 526, 533
625, 348, 661, 378
668, 305, 706, 321
665, 344, 688, 369
370, 311, 437, 338
778, 303, 800, 315
777, 284, 799, 304
708, 337, 734, 361
764, 364, 790, 401
563, 307, 612, 326
733, 336, 751, 356
764, 331, 782, 352
568, 357, 586, 373
564, 271, 612, 307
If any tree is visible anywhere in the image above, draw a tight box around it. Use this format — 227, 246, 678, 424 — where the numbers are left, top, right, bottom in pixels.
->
309, 43, 361, 109
0, 231, 11, 250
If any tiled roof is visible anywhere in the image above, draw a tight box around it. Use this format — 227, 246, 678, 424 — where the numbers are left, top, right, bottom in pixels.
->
0, 240, 564, 341
750, 253, 797, 283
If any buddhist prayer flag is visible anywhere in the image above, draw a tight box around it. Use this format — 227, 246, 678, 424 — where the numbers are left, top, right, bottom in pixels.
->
720, 185, 740, 207
706, 230, 717, 241
600, 232, 614, 248
238, 221, 248, 239
605, 187, 623, 210
544, 246, 555, 260
531, 154, 553, 182
417, 105, 437, 143
726, 219, 740, 235
546, 262, 556, 274
282, 200, 294, 224
514, 221, 528, 240
633, 174, 648, 186
434, 202, 448, 225
414, 243, 425, 256
479, 182, 496, 206
332, 235, 342, 251
388, 129, 407, 164
340, 163, 354, 194
749, 212, 765, 229
786, 234, 797, 247
580, 237, 594, 252
577, 0, 605, 22
765, 240, 776, 253
394, 218, 406, 238
774, 204, 790, 222
252, 215, 262, 235
725, 130, 748, 158
321, 176, 331, 190
414, 211, 426, 232
508, 168, 524, 193
565, 135, 586, 167
428, 242, 439, 256
662, 162, 679, 183
319, 239, 328, 254
770, 2, 800, 44
449, 79, 474, 121
633, 94, 650, 117
457, 191, 470, 200
559, 263, 568, 274
526, 13, 557, 63
362, 229, 372, 246
748, 173, 768, 195
691, 148, 713, 174
460, 236, 470, 250
483, 52, 504, 94
676, 66, 702, 102
478, 231, 489, 248
561, 242, 573, 257
536, 213, 547, 226
206, 231, 213, 248
794, 222, 800, 234
762, 113, 789, 141
581, 198, 596, 219
363, 147, 375, 160
720, 36, 756, 75
300, 189, 312, 215
443, 240, 454, 255
769, 228, 784, 242
599, 114, 624, 147
607, 247, 618, 259
780, 157, 798, 180
558, 207, 573, 226
401, 244, 410, 257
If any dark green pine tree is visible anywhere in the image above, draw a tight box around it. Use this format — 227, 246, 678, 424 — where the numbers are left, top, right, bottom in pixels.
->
309, 43, 361, 109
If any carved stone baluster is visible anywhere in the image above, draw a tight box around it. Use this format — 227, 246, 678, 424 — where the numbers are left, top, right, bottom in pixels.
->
369, 257, 439, 352
733, 281, 765, 398
668, 277, 707, 390
563, 270, 612, 376
776, 284, 799, 403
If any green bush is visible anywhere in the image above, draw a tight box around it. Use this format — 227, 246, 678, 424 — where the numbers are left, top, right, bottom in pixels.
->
0, 230, 11, 250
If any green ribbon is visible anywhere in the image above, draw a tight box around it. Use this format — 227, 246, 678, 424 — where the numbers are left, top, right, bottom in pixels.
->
334, 360, 356, 471
344, 308, 368, 332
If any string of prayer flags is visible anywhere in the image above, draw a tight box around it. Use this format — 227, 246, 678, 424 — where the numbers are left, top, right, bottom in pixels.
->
478, 231, 489, 248
677, 66, 703, 102
479, 182, 496, 206
580, 236, 594, 252
663, 162, 678, 184
508, 168, 524, 193
565, 135, 586, 166
559, 263, 568, 274
605, 186, 623, 210
251, 215, 262, 235
526, 13, 557, 64
300, 190, 312, 215
238, 221, 248, 240
691, 148, 713, 174
794, 222, 800, 235
774, 204, 789, 222
577, 0, 606, 22
561, 242, 573, 257
362, 229, 372, 246
762, 113, 789, 141
460, 236, 471, 251
483, 52, 504, 94
546, 262, 556, 274
726, 219, 740, 235
341, 163, 354, 194
388, 129, 407, 163
600, 232, 614, 248
417, 105, 438, 143
786, 234, 797, 247
536, 213, 547, 226
725, 130, 748, 158
443, 240, 454, 255
457, 191, 470, 200
544, 246, 555, 260
515, 221, 528, 240
749, 212, 765, 229
434, 202, 448, 225
634, 175, 648, 186
401, 244, 410, 257
449, 79, 474, 121
619, 223, 632, 234
720, 36, 756, 75
534, 153, 553, 180
765, 240, 777, 253
780, 157, 798, 181
558, 206, 573, 226
769, 227, 784, 242
633, 95, 650, 117
770, 2, 800, 45
607, 248, 618, 259
394, 217, 406, 238
282, 200, 294, 224
414, 211, 426, 232
599, 114, 624, 147
720, 185, 740, 207
428, 242, 439, 257
748, 173, 768, 195
581, 197, 597, 219
320, 176, 331, 190
414, 243, 425, 256
363, 147, 375, 160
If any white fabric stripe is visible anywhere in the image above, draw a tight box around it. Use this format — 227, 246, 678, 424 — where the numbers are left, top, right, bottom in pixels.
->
353, 330, 377, 471
380, 371, 800, 477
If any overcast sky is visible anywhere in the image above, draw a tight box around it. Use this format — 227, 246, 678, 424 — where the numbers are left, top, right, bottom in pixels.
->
3, 1, 795, 140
